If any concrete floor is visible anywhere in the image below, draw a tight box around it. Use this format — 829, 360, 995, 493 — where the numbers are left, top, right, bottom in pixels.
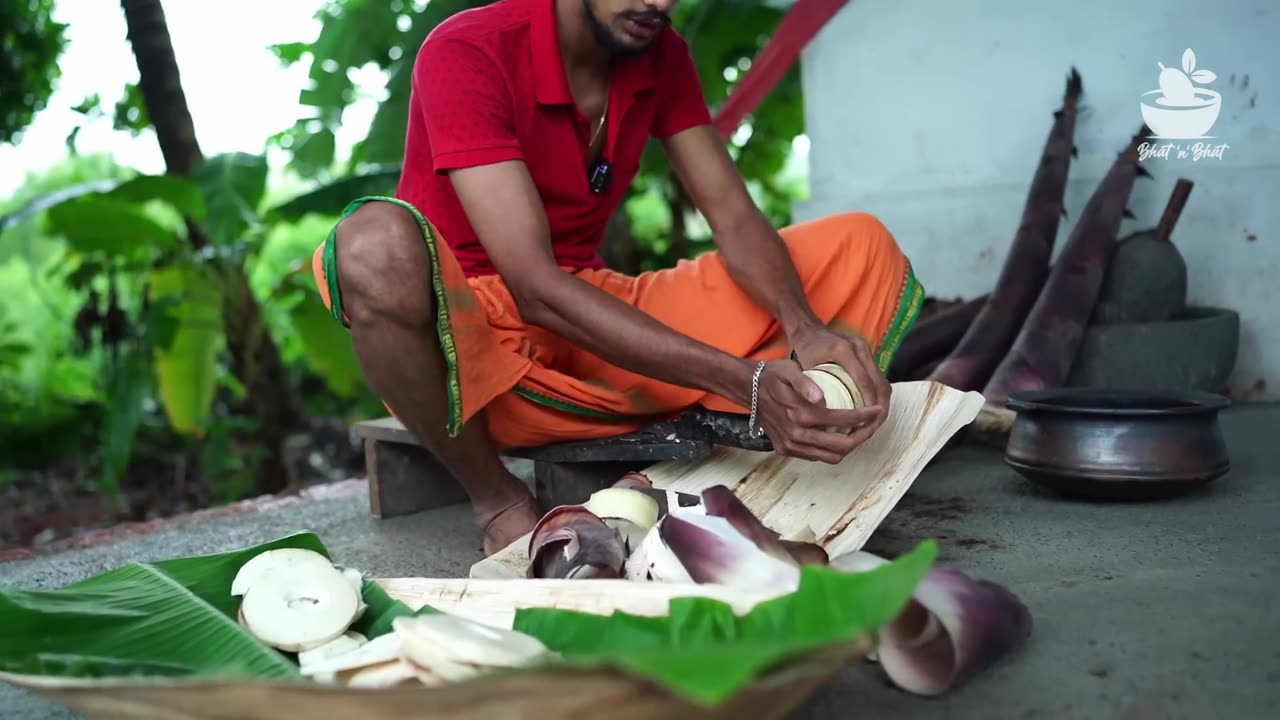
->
2, 405, 1277, 719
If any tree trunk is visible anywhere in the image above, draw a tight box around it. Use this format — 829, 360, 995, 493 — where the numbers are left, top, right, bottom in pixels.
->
120, 0, 305, 495
118, 0, 202, 179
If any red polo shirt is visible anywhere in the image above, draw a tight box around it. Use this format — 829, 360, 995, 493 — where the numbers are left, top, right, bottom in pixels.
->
395, 0, 713, 277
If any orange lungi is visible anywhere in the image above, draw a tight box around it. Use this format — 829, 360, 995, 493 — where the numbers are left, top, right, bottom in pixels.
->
311, 196, 924, 451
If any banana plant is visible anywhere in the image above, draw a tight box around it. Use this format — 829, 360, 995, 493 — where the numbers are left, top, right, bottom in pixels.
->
18, 148, 387, 489
22, 152, 271, 490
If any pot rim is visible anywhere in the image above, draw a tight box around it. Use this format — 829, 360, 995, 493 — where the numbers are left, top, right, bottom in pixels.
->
1006, 388, 1231, 416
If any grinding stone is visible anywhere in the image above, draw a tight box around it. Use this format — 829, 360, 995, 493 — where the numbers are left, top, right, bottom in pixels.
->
1092, 229, 1189, 324
1067, 306, 1239, 394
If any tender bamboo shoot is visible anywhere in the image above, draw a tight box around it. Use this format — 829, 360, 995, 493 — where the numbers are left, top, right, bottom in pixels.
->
930, 68, 1084, 392
888, 294, 988, 381
983, 123, 1154, 405
238, 562, 364, 652
393, 614, 552, 682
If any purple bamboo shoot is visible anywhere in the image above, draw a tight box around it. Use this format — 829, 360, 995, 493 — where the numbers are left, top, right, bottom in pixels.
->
888, 293, 989, 381
929, 69, 1084, 391
983, 123, 1154, 405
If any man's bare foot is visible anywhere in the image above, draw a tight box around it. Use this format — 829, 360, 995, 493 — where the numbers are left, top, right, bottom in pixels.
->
478, 496, 542, 556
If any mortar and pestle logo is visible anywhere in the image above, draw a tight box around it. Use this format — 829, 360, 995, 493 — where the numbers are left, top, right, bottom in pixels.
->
1140, 48, 1221, 139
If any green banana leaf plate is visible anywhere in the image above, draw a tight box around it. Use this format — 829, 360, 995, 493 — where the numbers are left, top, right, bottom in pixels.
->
0, 532, 936, 720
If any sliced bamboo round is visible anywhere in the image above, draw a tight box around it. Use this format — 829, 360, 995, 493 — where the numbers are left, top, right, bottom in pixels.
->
803, 364, 865, 434
804, 369, 854, 411
811, 363, 864, 410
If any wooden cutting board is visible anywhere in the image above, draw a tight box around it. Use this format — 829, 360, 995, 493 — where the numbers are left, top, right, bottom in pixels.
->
471, 380, 986, 579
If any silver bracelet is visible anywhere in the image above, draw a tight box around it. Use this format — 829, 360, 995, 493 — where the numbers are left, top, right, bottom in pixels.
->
747, 360, 767, 437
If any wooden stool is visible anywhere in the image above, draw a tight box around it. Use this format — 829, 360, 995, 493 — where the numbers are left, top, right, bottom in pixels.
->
351, 410, 770, 517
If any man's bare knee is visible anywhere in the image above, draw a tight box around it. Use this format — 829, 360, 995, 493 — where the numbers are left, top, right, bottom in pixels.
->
334, 202, 434, 326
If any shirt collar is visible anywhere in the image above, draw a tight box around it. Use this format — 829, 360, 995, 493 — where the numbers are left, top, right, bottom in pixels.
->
530, 0, 656, 106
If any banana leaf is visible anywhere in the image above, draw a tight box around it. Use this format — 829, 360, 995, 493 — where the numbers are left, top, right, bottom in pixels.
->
0, 531, 416, 681
147, 262, 225, 436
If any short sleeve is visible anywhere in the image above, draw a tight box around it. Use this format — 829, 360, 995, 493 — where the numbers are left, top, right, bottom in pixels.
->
412, 38, 524, 173
651, 32, 713, 139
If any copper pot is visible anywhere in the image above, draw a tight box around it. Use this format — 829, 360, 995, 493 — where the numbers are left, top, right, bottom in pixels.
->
1003, 388, 1231, 500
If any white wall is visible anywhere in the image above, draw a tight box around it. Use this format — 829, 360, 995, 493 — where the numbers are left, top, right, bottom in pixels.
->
791, 0, 1278, 401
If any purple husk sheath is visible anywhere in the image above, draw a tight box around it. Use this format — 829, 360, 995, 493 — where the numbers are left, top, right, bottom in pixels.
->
698, 486, 800, 566
526, 506, 626, 580
700, 486, 829, 566
877, 566, 1033, 696
658, 510, 800, 590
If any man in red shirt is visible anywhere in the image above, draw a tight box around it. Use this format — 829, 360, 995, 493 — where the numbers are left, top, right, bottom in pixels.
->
310, 0, 923, 554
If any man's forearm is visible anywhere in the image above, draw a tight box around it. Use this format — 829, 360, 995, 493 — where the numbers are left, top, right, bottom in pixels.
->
716, 209, 823, 338
518, 272, 757, 408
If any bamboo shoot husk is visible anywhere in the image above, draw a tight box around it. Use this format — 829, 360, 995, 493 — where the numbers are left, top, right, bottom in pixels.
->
474, 381, 986, 578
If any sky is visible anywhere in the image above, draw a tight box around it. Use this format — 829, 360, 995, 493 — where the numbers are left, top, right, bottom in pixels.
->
0, 0, 383, 198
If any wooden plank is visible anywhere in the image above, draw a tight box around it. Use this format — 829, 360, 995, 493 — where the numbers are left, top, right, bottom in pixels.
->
365, 439, 469, 518
352, 417, 416, 445
352, 416, 713, 463
507, 435, 712, 464
533, 460, 653, 509
470, 381, 987, 578
352, 409, 765, 464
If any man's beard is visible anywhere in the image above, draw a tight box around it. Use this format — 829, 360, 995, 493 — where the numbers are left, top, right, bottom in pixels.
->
580, 0, 668, 57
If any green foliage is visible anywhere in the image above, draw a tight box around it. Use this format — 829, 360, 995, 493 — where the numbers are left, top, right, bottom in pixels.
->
266, 165, 401, 221
0, 154, 377, 500
148, 263, 224, 437
99, 348, 153, 496
271, 0, 490, 175
0, 0, 69, 145
46, 194, 180, 260
64, 86, 153, 152
193, 153, 270, 248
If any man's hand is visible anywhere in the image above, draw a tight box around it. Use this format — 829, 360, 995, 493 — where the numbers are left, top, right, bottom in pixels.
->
753, 359, 886, 464
788, 324, 892, 439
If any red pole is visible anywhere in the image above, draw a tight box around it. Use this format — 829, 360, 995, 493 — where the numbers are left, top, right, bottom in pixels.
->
711, 0, 850, 140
